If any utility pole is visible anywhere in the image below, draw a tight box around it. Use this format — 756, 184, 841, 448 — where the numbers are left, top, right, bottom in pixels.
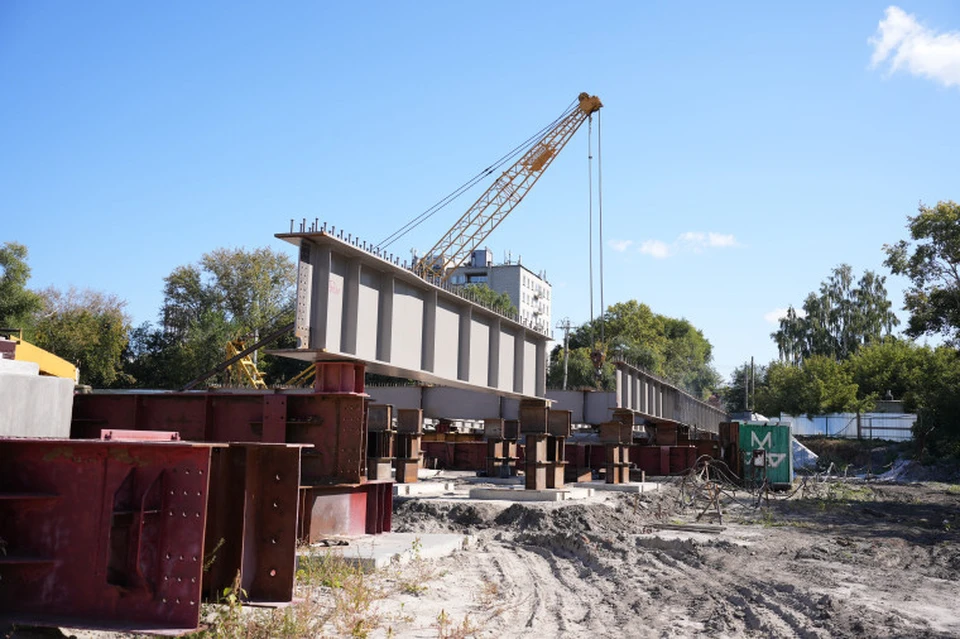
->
744, 361, 748, 414
556, 318, 576, 390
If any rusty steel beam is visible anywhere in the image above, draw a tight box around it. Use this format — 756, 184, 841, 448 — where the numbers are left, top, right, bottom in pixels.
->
203, 443, 305, 604
0, 438, 218, 633
73, 387, 389, 540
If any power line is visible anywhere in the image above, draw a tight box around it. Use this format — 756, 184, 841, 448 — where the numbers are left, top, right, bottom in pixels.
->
376, 100, 580, 252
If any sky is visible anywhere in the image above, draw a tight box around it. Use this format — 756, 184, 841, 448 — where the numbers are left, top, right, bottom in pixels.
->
2, 2, 959, 381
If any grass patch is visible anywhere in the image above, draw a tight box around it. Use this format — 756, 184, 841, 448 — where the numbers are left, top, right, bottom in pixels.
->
391, 536, 444, 596
190, 539, 474, 638
435, 609, 483, 639
188, 574, 329, 639
822, 482, 875, 503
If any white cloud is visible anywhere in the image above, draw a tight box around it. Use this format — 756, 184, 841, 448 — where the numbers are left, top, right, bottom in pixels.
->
638, 239, 672, 259
870, 6, 960, 88
637, 231, 740, 259
707, 232, 737, 248
608, 239, 634, 253
764, 307, 807, 325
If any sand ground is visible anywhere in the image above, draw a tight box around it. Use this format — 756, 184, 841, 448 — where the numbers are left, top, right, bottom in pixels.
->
6, 471, 960, 638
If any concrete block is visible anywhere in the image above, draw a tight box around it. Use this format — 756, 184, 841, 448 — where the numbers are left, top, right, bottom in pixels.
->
468, 487, 594, 501
301, 532, 467, 572
574, 481, 661, 493
393, 481, 456, 497
0, 359, 40, 376
0, 370, 74, 438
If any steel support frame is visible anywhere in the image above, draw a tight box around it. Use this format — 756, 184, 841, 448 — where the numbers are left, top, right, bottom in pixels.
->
394, 408, 423, 483
73, 382, 392, 540
203, 443, 304, 604
0, 438, 217, 633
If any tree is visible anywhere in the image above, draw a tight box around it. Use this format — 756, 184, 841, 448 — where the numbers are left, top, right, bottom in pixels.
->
772, 264, 898, 363
844, 337, 925, 409
162, 247, 295, 339
721, 362, 768, 414
548, 300, 720, 397
912, 346, 960, 448
199, 247, 295, 335
546, 346, 614, 391
0, 242, 42, 328
457, 283, 517, 316
883, 200, 960, 345
31, 287, 131, 388
756, 356, 861, 418
660, 317, 722, 398
129, 246, 297, 389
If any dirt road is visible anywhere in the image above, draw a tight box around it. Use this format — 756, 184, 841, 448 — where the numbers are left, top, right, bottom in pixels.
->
6, 476, 959, 638
380, 478, 960, 638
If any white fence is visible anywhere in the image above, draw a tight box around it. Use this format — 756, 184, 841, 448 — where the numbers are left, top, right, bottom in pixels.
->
779, 412, 916, 442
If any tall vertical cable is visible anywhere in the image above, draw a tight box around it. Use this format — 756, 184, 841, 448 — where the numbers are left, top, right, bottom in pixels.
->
598, 111, 605, 343
588, 116, 595, 335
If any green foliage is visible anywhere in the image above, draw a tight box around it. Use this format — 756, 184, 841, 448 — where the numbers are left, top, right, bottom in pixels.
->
721, 362, 767, 413
912, 346, 960, 445
772, 264, 898, 363
199, 247, 295, 333
122, 312, 235, 389
0, 242, 42, 328
162, 247, 295, 338
755, 357, 861, 417
747, 340, 960, 443
845, 337, 926, 409
126, 246, 295, 388
456, 283, 517, 315
31, 287, 131, 387
549, 300, 719, 397
547, 346, 615, 391
804, 356, 864, 413
884, 200, 960, 345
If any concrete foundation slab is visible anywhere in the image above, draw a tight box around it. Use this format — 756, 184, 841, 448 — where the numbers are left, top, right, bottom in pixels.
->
467, 487, 594, 502
300, 532, 467, 572
460, 475, 524, 486
574, 481, 662, 493
393, 482, 456, 497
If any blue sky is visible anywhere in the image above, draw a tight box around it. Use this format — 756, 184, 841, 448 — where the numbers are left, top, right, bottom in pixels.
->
2, 2, 958, 381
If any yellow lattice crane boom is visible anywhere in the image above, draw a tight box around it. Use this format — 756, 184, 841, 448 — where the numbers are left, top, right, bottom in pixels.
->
225, 338, 268, 389
414, 92, 602, 283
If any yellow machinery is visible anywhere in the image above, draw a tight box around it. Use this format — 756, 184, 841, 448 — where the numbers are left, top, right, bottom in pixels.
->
0, 329, 78, 382
284, 364, 315, 388
224, 338, 315, 389
225, 338, 268, 389
414, 92, 602, 283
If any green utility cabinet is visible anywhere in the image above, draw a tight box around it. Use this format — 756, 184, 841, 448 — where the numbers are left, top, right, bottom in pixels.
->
738, 422, 794, 486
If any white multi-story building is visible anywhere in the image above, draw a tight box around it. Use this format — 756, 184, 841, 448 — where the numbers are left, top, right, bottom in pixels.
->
448, 248, 552, 335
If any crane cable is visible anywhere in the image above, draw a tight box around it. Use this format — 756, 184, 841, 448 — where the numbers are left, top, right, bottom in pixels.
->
376, 99, 580, 252
587, 111, 605, 347
588, 116, 594, 333
598, 109, 605, 344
